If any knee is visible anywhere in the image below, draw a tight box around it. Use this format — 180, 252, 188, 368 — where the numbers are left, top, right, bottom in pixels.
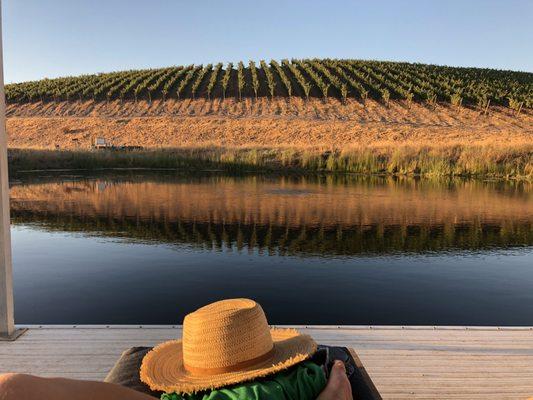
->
0, 373, 34, 399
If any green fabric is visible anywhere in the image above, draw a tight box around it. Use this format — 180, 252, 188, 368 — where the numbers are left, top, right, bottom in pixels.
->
161, 362, 326, 400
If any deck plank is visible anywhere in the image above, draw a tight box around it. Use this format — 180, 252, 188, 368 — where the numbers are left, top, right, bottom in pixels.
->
1, 326, 533, 399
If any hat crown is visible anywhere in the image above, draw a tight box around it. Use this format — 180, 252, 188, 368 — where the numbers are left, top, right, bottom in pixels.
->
182, 298, 274, 374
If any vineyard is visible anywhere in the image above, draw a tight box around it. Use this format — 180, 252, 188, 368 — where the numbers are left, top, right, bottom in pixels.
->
6, 59, 533, 110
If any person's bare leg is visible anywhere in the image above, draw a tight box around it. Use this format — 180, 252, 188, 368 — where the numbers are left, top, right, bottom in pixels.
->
0, 373, 156, 400
316, 360, 353, 400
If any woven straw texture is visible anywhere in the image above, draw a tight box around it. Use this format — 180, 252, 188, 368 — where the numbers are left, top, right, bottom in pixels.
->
140, 299, 317, 394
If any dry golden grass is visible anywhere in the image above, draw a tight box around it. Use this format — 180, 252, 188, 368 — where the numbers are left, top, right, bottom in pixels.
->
6, 98, 532, 149
6, 98, 532, 177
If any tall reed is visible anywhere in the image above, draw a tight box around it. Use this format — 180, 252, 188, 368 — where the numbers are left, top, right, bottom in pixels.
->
7, 144, 532, 179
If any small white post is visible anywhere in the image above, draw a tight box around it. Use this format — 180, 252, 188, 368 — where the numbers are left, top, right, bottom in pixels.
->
0, 0, 16, 339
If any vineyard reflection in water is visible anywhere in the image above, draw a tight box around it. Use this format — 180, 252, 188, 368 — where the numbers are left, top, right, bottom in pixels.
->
11, 173, 532, 255
9, 172, 533, 325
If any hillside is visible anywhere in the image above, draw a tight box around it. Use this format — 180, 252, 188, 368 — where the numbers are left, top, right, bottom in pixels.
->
6, 59, 533, 109
5, 59, 532, 178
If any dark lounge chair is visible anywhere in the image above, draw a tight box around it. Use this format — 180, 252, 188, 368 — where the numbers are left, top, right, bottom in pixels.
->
105, 345, 382, 400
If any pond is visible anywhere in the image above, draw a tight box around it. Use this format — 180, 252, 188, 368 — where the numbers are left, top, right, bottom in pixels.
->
9, 172, 533, 325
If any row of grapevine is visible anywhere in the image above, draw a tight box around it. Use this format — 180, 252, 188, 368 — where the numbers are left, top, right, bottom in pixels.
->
308, 60, 347, 102
363, 62, 419, 105
206, 63, 223, 99
292, 60, 330, 99
249, 61, 260, 98
117, 69, 163, 102
323, 60, 368, 101
237, 62, 246, 100
5, 59, 532, 110
337, 62, 382, 99
161, 66, 190, 100
142, 67, 178, 102
93, 71, 145, 101
177, 66, 202, 99
283, 60, 311, 99
221, 63, 233, 99
270, 60, 292, 97
192, 64, 213, 99
260, 60, 276, 98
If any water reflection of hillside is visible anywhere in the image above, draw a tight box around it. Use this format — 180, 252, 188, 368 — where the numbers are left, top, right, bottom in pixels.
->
10, 175, 533, 256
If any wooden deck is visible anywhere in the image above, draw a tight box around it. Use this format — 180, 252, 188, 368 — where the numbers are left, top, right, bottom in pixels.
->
1, 326, 533, 399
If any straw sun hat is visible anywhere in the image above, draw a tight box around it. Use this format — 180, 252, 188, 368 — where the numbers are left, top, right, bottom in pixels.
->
140, 298, 317, 394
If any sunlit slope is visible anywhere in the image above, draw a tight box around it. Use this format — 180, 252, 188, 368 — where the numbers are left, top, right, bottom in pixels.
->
6, 59, 533, 110
6, 97, 532, 150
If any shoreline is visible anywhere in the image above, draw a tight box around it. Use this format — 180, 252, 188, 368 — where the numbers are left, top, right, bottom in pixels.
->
8, 145, 532, 179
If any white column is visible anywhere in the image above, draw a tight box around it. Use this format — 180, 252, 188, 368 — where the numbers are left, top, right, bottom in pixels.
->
0, 0, 15, 338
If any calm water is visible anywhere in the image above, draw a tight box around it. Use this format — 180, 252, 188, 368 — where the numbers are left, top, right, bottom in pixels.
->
10, 172, 533, 325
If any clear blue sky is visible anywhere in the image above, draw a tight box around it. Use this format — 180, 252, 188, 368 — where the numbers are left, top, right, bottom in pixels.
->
3, 0, 532, 83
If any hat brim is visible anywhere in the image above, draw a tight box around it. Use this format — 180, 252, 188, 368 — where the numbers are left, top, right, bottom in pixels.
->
140, 328, 317, 394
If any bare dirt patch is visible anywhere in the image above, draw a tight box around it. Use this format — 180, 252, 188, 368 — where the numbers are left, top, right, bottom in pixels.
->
6, 98, 532, 150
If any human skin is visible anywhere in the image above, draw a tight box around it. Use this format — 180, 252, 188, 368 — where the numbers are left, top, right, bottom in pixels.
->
317, 361, 354, 400
0, 360, 353, 400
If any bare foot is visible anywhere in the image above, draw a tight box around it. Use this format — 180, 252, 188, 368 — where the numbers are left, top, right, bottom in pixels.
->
316, 360, 353, 400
